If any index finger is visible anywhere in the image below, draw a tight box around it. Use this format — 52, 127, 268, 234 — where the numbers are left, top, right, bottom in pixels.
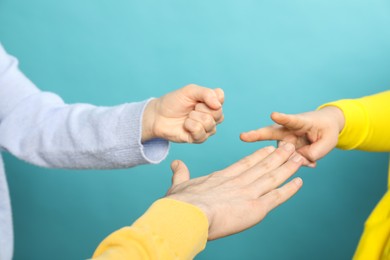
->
240, 125, 291, 142
183, 84, 221, 110
271, 112, 311, 131
195, 103, 224, 123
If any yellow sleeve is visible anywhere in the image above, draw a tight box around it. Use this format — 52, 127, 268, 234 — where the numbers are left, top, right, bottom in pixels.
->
92, 198, 208, 260
319, 90, 390, 151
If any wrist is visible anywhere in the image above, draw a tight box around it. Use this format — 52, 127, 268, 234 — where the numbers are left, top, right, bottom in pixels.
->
320, 106, 345, 133
142, 98, 158, 143
166, 195, 213, 232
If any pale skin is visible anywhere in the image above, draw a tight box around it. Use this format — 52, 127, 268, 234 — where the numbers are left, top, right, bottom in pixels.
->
140, 85, 307, 240
240, 106, 346, 167
166, 143, 304, 240
142, 84, 224, 144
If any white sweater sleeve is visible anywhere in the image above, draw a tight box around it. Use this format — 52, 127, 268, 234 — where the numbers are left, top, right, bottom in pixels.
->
0, 44, 169, 169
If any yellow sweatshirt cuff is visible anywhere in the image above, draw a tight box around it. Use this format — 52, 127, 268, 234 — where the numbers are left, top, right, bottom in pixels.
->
318, 99, 369, 150
93, 198, 208, 259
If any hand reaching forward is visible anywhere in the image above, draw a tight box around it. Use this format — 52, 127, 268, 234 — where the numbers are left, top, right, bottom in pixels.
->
166, 143, 303, 240
240, 106, 345, 167
142, 84, 224, 143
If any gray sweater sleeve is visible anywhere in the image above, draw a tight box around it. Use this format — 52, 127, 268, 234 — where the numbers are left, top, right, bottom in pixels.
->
0, 44, 169, 169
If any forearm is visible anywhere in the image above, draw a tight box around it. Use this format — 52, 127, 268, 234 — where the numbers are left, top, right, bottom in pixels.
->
321, 90, 390, 151
0, 96, 169, 168
92, 199, 208, 260
0, 44, 169, 169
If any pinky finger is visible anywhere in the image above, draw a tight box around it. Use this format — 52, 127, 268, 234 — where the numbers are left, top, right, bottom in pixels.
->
258, 177, 303, 213
184, 118, 208, 143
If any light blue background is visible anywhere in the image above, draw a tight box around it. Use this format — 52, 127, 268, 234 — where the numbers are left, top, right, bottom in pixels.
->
1, 0, 390, 259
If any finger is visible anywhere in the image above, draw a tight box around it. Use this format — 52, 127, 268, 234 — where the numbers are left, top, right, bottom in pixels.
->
256, 177, 303, 213
297, 132, 337, 162
219, 146, 276, 176
184, 118, 208, 143
195, 103, 224, 123
252, 153, 303, 196
277, 141, 317, 168
183, 84, 221, 110
242, 142, 296, 180
240, 125, 291, 143
279, 143, 314, 167
271, 112, 310, 131
214, 88, 225, 105
295, 153, 316, 168
189, 110, 216, 133
171, 160, 190, 186
307, 162, 317, 168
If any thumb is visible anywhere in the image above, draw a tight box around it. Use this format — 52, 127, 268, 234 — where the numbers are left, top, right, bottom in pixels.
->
271, 112, 309, 131
214, 88, 225, 105
184, 85, 221, 110
170, 160, 190, 186
297, 133, 336, 162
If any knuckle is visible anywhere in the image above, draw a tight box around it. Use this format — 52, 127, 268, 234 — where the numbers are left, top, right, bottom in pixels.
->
260, 159, 273, 171
275, 147, 288, 157
192, 123, 203, 133
264, 172, 279, 185
214, 110, 223, 120
240, 156, 254, 169
186, 83, 198, 89
271, 189, 282, 203
286, 160, 299, 171
204, 116, 215, 127
226, 177, 244, 187
205, 88, 215, 97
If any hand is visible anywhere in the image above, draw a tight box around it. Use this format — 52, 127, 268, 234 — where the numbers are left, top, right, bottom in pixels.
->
166, 143, 303, 240
142, 84, 224, 143
240, 106, 345, 167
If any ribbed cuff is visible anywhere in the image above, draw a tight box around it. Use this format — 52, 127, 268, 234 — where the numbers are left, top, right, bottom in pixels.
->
114, 99, 169, 166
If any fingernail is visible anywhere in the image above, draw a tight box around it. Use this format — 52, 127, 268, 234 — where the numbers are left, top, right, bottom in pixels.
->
294, 178, 303, 186
307, 163, 316, 168
214, 99, 222, 108
291, 154, 302, 163
265, 146, 276, 153
282, 142, 295, 152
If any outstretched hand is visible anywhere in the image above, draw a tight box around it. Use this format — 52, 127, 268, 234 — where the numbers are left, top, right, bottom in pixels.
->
142, 84, 224, 143
240, 106, 345, 167
166, 143, 303, 240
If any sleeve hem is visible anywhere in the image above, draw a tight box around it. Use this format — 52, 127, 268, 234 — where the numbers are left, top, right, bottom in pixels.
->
114, 99, 169, 166
318, 99, 369, 150
93, 198, 208, 259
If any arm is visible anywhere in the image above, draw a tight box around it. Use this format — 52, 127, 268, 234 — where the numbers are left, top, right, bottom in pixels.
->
93, 199, 208, 259
320, 90, 390, 151
0, 44, 224, 169
0, 45, 168, 168
93, 144, 303, 259
240, 90, 390, 167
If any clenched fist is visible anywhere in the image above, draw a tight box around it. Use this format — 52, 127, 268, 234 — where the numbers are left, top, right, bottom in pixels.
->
142, 84, 224, 143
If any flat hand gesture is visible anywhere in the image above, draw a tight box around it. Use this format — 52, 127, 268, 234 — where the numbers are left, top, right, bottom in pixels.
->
166, 143, 303, 240
142, 84, 224, 143
240, 106, 345, 167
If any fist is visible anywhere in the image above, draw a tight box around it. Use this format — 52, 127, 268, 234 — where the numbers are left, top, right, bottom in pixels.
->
142, 84, 224, 143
